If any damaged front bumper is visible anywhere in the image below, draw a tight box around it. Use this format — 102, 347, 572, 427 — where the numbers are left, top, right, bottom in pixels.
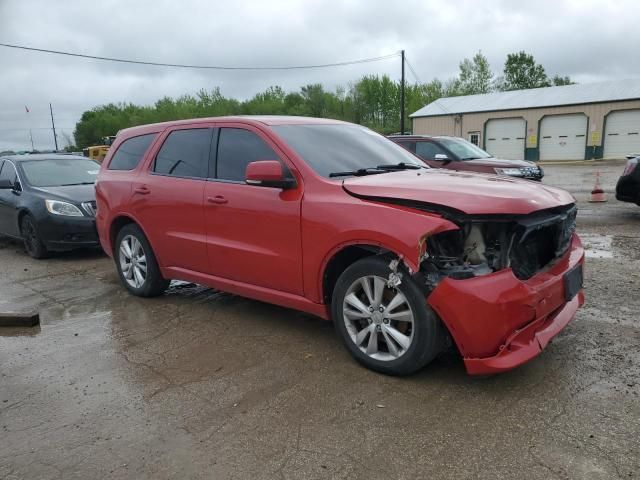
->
427, 233, 584, 375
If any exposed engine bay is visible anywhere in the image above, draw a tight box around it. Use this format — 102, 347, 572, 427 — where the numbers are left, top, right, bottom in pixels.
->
419, 204, 577, 287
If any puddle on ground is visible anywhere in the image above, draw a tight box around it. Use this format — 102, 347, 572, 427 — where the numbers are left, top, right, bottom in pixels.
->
580, 233, 640, 260
581, 233, 614, 259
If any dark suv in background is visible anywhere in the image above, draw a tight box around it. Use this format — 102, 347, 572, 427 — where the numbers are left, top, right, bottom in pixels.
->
389, 135, 544, 181
616, 154, 640, 205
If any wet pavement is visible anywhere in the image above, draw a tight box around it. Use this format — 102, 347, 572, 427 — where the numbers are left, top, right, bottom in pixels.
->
1, 161, 639, 479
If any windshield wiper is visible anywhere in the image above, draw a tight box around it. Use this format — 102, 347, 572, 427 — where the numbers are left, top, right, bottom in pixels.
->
329, 168, 387, 178
59, 182, 95, 186
375, 162, 424, 171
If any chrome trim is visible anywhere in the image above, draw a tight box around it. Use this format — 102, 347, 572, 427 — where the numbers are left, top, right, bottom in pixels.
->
81, 201, 97, 217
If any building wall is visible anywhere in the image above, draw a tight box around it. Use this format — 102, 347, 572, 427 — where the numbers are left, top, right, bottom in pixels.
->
411, 99, 640, 160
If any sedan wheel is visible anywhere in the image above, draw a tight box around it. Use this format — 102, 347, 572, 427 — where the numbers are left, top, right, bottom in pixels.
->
21, 214, 49, 259
118, 234, 148, 289
343, 275, 414, 361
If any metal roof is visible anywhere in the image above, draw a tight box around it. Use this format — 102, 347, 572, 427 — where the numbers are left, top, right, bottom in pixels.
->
410, 79, 640, 118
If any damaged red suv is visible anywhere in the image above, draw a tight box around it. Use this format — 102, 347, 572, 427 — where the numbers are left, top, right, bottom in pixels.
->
96, 116, 584, 376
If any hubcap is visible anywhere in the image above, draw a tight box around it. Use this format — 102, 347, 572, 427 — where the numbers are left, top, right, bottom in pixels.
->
342, 275, 415, 361
119, 235, 147, 289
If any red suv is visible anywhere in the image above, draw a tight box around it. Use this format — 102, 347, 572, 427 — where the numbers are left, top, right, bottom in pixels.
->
96, 116, 584, 376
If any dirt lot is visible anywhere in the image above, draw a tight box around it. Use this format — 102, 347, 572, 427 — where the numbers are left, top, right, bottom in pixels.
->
1, 161, 639, 480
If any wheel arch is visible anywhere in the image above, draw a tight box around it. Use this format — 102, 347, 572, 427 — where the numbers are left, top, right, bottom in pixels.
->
17, 208, 32, 234
109, 214, 153, 253
320, 242, 400, 304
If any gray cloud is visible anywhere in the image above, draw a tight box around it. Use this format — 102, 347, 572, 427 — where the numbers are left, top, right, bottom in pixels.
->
1, 0, 639, 150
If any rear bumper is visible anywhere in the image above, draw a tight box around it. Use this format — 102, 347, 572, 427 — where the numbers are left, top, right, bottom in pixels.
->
428, 234, 584, 375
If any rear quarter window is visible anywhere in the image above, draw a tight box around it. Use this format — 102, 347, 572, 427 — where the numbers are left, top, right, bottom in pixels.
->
108, 133, 157, 171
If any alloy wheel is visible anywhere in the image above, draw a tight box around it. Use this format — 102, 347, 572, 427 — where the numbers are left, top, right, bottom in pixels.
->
342, 275, 415, 361
119, 235, 147, 289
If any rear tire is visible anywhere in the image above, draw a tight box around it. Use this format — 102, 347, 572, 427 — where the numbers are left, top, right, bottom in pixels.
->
332, 256, 443, 376
21, 214, 50, 259
114, 224, 169, 297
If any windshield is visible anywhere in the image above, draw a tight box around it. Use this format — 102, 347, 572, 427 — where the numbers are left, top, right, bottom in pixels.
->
271, 124, 423, 177
20, 158, 100, 187
437, 138, 492, 160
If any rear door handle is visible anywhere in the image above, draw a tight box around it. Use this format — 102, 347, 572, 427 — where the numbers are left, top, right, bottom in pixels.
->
134, 186, 150, 195
207, 195, 228, 205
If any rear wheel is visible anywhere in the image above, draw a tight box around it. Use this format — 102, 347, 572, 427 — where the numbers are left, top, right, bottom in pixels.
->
332, 256, 443, 376
21, 214, 50, 259
115, 224, 169, 297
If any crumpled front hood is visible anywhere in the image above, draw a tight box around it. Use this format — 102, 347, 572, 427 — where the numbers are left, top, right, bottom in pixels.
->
342, 169, 573, 215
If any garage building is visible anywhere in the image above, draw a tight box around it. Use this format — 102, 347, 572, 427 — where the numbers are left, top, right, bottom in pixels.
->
410, 79, 640, 161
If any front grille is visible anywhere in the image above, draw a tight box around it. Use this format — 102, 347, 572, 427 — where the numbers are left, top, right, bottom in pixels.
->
82, 201, 97, 217
510, 206, 577, 279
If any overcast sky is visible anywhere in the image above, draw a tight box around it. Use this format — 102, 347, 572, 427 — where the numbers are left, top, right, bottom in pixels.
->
1, 0, 639, 151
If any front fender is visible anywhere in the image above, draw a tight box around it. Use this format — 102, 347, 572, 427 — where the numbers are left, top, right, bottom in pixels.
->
303, 196, 458, 303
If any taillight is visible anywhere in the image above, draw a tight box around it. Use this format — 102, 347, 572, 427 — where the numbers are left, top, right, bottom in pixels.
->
623, 158, 638, 176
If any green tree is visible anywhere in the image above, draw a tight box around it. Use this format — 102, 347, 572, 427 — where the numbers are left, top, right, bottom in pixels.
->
500, 51, 550, 91
457, 51, 494, 95
551, 75, 575, 86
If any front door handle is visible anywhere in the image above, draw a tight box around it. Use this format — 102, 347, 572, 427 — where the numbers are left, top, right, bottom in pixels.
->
207, 195, 228, 205
134, 186, 150, 195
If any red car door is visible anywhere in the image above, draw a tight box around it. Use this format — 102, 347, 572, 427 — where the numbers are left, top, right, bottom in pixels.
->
204, 124, 304, 295
130, 125, 213, 273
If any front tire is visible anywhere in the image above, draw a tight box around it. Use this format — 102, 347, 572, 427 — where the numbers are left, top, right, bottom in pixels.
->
115, 224, 169, 297
21, 214, 50, 259
332, 256, 443, 376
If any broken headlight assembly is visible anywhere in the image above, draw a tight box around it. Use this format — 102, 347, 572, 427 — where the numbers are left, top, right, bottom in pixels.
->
419, 205, 577, 288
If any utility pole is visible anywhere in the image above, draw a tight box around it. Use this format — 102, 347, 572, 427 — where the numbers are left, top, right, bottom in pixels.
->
49, 103, 58, 151
400, 50, 405, 135
29, 130, 34, 151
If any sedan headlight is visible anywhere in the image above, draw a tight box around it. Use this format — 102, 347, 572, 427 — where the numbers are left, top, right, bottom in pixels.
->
45, 199, 84, 217
494, 167, 525, 176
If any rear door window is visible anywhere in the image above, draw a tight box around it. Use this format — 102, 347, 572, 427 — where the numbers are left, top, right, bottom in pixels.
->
415, 141, 448, 159
154, 128, 212, 179
216, 128, 279, 182
397, 141, 416, 153
108, 133, 157, 171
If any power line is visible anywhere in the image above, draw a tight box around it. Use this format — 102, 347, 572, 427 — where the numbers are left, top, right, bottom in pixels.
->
0, 127, 75, 132
0, 42, 401, 71
404, 55, 422, 84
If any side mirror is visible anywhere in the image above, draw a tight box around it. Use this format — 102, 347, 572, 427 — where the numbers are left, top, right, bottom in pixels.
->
434, 153, 452, 165
0, 179, 13, 190
245, 161, 295, 189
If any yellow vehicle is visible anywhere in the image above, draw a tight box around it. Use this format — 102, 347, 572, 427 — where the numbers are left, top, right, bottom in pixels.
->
83, 136, 116, 163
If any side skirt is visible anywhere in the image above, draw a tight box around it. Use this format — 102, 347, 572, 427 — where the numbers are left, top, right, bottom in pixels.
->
162, 266, 331, 320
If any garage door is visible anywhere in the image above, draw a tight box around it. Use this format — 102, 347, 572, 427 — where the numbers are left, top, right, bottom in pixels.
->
485, 118, 525, 160
604, 110, 640, 158
539, 114, 587, 161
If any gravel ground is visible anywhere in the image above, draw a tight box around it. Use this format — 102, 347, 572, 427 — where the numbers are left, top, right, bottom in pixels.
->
0, 160, 638, 479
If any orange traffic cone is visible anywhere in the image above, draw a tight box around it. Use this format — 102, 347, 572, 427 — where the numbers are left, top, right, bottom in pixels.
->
589, 171, 607, 202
